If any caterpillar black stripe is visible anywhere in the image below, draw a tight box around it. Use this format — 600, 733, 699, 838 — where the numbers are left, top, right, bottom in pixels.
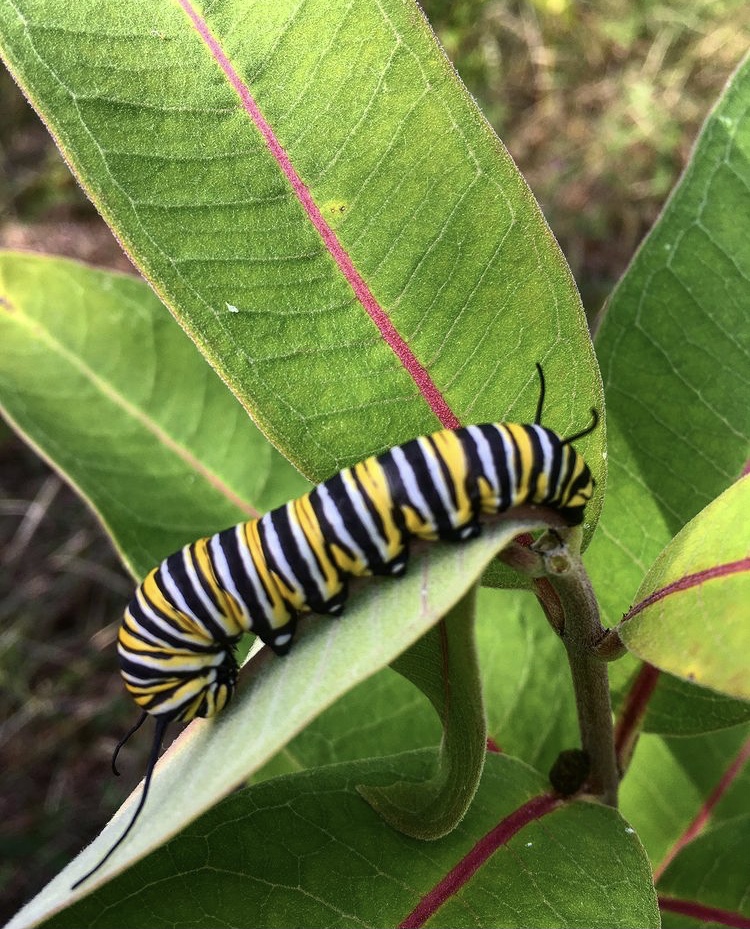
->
72, 367, 597, 887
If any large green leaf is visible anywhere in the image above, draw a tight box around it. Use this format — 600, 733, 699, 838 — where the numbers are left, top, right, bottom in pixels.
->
622, 729, 750, 929
0, 252, 309, 578
617, 476, 750, 700
0, 0, 602, 495
641, 672, 750, 736
9, 754, 658, 929
588, 53, 750, 625
609, 657, 750, 744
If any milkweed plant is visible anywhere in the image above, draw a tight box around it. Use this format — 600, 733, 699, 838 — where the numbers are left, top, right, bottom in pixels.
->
0, 2, 748, 928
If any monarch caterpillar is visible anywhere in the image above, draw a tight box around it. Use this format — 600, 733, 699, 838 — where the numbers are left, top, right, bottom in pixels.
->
73, 366, 597, 887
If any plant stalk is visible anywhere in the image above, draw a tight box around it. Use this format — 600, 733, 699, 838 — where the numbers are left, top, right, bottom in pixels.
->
538, 532, 620, 806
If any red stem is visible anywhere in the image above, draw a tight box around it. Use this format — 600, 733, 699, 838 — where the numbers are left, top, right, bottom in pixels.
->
614, 663, 661, 773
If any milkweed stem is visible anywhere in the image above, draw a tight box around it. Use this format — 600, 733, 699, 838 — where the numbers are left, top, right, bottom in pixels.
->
504, 529, 621, 807
537, 530, 619, 806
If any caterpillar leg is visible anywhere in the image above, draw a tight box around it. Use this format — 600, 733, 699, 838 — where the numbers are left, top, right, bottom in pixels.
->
365, 547, 409, 578
385, 550, 409, 576
455, 521, 482, 542
320, 582, 349, 617
438, 520, 482, 543
264, 616, 298, 656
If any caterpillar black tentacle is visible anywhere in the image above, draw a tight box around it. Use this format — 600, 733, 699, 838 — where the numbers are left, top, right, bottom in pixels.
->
534, 361, 546, 426
73, 370, 597, 887
562, 407, 599, 446
73, 716, 170, 889
111, 711, 148, 776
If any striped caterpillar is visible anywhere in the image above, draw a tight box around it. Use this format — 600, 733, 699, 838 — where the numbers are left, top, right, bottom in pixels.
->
73, 367, 597, 886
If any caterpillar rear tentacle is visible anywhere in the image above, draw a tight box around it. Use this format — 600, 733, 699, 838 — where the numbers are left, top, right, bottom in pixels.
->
73, 370, 597, 888
72, 716, 170, 889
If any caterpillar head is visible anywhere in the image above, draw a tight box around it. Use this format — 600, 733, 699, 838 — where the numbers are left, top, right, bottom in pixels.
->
72, 638, 239, 889
554, 407, 598, 526
524, 423, 596, 527
555, 444, 595, 526
533, 361, 598, 516
186, 647, 240, 720
531, 363, 598, 527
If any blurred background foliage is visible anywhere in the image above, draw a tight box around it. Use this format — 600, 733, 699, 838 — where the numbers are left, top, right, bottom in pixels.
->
427, 0, 749, 310
1, 0, 748, 921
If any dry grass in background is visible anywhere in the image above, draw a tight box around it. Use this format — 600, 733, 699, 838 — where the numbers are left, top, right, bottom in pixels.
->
1, 0, 748, 920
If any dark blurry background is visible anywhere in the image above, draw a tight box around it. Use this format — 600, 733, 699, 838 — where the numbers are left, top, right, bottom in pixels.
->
1, 0, 748, 920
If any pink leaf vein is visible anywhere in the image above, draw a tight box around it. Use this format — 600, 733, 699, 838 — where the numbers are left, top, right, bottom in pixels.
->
177, 0, 460, 429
